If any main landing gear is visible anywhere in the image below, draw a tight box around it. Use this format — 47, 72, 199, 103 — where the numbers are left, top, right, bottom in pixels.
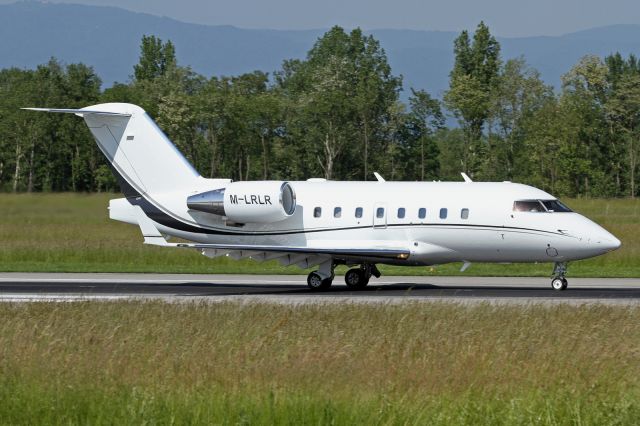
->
307, 259, 335, 290
551, 262, 568, 291
306, 272, 333, 290
306, 261, 381, 291
344, 263, 381, 289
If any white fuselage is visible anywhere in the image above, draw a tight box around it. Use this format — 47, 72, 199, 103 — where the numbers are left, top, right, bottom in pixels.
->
118, 179, 621, 267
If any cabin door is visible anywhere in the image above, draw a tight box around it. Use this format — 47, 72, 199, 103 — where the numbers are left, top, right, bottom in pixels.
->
373, 203, 387, 229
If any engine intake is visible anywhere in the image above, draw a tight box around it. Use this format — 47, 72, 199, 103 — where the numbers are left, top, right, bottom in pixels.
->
187, 181, 296, 223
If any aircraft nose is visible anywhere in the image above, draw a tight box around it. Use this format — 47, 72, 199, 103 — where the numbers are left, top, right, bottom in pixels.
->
594, 229, 622, 252
602, 234, 622, 251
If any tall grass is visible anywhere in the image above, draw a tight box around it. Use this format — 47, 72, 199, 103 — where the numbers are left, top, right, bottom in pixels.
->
1, 301, 639, 424
0, 193, 637, 276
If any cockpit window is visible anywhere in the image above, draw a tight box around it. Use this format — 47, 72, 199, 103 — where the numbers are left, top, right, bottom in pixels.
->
513, 199, 573, 213
513, 200, 546, 212
541, 200, 572, 212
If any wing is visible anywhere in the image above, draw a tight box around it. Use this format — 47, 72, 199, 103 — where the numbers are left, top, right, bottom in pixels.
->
148, 239, 410, 269
177, 242, 410, 261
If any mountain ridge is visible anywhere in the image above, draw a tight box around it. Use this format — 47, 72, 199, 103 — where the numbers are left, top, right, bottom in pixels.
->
2, 1, 640, 96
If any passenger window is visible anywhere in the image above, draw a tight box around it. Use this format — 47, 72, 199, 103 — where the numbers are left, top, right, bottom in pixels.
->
439, 208, 448, 219
461, 208, 469, 219
314, 207, 322, 218
355, 207, 363, 218
513, 200, 545, 212
418, 208, 426, 219
397, 208, 405, 219
334, 207, 342, 218
376, 207, 385, 218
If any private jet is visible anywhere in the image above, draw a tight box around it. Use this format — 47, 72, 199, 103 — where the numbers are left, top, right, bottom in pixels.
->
25, 103, 621, 291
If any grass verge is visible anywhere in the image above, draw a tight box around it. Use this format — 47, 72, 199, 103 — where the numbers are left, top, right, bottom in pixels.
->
1, 301, 639, 424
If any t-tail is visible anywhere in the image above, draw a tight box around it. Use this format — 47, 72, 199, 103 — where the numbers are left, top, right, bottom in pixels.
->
23, 103, 202, 197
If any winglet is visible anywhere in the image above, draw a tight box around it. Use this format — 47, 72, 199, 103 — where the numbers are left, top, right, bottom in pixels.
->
22, 108, 131, 117
461, 172, 473, 183
373, 172, 386, 182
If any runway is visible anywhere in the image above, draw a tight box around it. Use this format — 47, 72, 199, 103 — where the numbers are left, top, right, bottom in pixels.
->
0, 273, 639, 304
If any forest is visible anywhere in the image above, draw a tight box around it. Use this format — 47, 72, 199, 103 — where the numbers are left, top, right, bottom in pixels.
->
0, 22, 639, 197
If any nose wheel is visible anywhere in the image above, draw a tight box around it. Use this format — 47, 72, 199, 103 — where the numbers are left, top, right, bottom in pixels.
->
551, 277, 568, 291
551, 262, 568, 291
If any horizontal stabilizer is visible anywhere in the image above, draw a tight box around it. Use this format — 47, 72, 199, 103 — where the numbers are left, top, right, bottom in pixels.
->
22, 108, 131, 117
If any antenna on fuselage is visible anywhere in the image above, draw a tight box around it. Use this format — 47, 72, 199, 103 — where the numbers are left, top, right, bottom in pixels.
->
373, 172, 386, 182
461, 172, 473, 183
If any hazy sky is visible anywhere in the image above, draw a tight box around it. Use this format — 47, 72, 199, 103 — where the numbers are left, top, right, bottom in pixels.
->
7, 0, 640, 37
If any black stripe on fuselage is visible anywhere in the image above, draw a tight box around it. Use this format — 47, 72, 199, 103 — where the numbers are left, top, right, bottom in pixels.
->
151, 220, 567, 238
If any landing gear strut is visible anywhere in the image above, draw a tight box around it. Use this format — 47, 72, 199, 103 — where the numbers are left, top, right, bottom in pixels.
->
307, 259, 335, 290
344, 263, 380, 289
551, 262, 568, 291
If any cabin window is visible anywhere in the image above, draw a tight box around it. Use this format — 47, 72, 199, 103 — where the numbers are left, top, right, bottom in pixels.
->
397, 208, 405, 219
541, 200, 572, 212
355, 207, 363, 218
439, 208, 448, 219
334, 207, 342, 218
513, 200, 545, 212
376, 207, 385, 218
418, 208, 426, 219
461, 208, 469, 219
314, 207, 322, 218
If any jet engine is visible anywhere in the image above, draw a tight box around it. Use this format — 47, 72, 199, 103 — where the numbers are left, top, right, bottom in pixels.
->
187, 181, 296, 223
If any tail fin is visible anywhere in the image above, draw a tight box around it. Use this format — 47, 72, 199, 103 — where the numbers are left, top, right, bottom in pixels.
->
24, 103, 200, 195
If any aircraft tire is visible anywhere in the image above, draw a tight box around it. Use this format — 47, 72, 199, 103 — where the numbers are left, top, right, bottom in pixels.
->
551, 277, 567, 291
307, 271, 332, 290
344, 268, 369, 289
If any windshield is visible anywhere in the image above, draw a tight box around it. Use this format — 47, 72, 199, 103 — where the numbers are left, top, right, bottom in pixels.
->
513, 200, 546, 212
513, 199, 573, 213
541, 200, 572, 212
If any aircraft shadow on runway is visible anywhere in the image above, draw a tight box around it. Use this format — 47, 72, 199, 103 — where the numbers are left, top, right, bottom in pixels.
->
103, 281, 640, 299
2, 281, 640, 299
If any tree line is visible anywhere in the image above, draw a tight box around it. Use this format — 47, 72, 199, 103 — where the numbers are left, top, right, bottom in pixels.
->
0, 23, 639, 197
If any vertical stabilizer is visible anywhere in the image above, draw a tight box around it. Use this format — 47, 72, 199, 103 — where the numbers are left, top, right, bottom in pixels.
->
24, 103, 200, 196
81, 103, 199, 195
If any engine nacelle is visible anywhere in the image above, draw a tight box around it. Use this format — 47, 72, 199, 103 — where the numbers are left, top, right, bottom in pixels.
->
187, 181, 296, 223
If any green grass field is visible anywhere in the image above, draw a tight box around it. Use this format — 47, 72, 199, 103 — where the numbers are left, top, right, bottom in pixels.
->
0, 193, 638, 276
1, 301, 640, 425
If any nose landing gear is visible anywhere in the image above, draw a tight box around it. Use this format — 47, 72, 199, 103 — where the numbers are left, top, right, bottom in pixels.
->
551, 262, 568, 291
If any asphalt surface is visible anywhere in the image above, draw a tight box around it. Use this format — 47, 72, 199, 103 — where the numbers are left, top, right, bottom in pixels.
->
0, 273, 639, 304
